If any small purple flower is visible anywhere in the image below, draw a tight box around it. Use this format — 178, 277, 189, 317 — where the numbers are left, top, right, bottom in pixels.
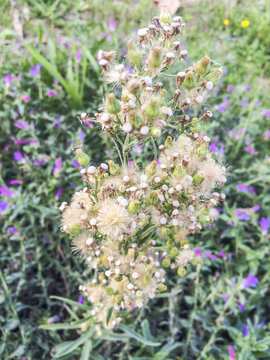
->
236, 184, 248, 192
206, 253, 218, 261
243, 324, 249, 337
216, 104, 227, 112
9, 180, 22, 186
0, 186, 14, 197
240, 274, 258, 289
209, 143, 218, 154
261, 109, 270, 116
194, 247, 201, 258
21, 95, 30, 102
5, 74, 13, 86
128, 160, 134, 170
7, 227, 19, 235
78, 295, 84, 304
235, 209, 249, 221
108, 18, 116, 31
250, 205, 260, 212
43, 237, 53, 244
34, 158, 47, 166
76, 50, 82, 63
259, 217, 269, 235
14, 151, 25, 163
245, 145, 255, 154
242, 85, 250, 91
78, 129, 85, 143
72, 160, 81, 168
53, 157, 62, 176
227, 84, 235, 92
55, 115, 61, 128
264, 130, 270, 140
238, 300, 246, 311
14, 121, 29, 130
55, 187, 63, 200
30, 64, 42, 77
84, 121, 93, 128
47, 315, 59, 324
47, 90, 57, 97
241, 99, 248, 106
0, 201, 9, 212
219, 250, 226, 259
228, 346, 236, 360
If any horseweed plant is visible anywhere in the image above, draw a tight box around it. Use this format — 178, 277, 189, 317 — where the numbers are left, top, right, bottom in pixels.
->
59, 9, 226, 332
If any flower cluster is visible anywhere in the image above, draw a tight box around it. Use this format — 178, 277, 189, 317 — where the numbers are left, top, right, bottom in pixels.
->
82, 8, 222, 140
59, 9, 226, 329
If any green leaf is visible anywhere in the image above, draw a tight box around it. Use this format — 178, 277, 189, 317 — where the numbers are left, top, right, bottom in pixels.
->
39, 323, 83, 331
80, 340, 92, 360
55, 330, 93, 358
106, 307, 114, 326
8, 345, 24, 358
3, 319, 19, 331
50, 295, 90, 310
156, 287, 182, 298
118, 324, 161, 347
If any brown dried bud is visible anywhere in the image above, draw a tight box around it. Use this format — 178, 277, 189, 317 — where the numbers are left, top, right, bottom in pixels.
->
180, 115, 190, 124
174, 89, 181, 102
200, 110, 213, 121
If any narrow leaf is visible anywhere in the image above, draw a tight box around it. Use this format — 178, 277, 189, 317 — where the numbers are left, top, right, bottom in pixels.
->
118, 324, 161, 347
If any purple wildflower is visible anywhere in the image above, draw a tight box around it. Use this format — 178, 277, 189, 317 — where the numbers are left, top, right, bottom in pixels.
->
209, 143, 218, 154
242, 85, 250, 91
264, 130, 270, 140
128, 160, 134, 170
241, 99, 248, 106
261, 109, 270, 116
53, 157, 62, 176
21, 95, 30, 102
0, 201, 9, 212
43, 237, 53, 244
78, 295, 84, 304
78, 129, 85, 143
245, 145, 255, 154
240, 274, 258, 289
238, 300, 246, 311
227, 84, 235, 92
219, 250, 226, 259
236, 184, 248, 192
9, 180, 22, 186
228, 346, 236, 360
108, 18, 116, 31
55, 115, 61, 128
76, 50, 82, 63
14, 121, 29, 130
47, 90, 57, 97
206, 253, 218, 261
0, 186, 14, 197
13, 151, 25, 163
84, 121, 93, 128
7, 227, 19, 235
29, 64, 42, 77
47, 315, 60, 324
5, 74, 13, 86
243, 324, 249, 337
259, 217, 269, 235
55, 187, 63, 200
72, 160, 81, 168
250, 205, 260, 212
194, 247, 201, 258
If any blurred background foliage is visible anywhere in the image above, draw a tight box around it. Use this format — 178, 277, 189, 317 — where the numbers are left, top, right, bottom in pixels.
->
0, 0, 269, 359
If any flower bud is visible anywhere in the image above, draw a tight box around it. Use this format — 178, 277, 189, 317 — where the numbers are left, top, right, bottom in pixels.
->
127, 200, 141, 214
183, 71, 195, 90
177, 267, 187, 277
159, 7, 171, 25
106, 93, 121, 114
170, 247, 178, 257
193, 171, 204, 185
114, 294, 122, 304
129, 110, 143, 128
76, 149, 90, 166
143, 274, 151, 285
145, 161, 157, 176
106, 287, 114, 295
69, 224, 81, 236
158, 283, 167, 292
162, 227, 171, 236
195, 55, 211, 75
146, 191, 159, 206
151, 127, 161, 137
205, 68, 223, 83
147, 46, 162, 70
127, 39, 142, 68
173, 165, 186, 179
146, 97, 160, 119
162, 258, 171, 267
164, 136, 173, 149
108, 160, 120, 175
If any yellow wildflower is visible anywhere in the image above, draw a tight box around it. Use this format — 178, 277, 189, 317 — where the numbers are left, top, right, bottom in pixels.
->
223, 19, 230, 26
241, 20, 250, 27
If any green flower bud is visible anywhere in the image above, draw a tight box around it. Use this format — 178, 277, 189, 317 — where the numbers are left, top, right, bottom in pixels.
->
159, 7, 171, 25
106, 93, 121, 115
114, 294, 122, 304
195, 55, 211, 75
157, 89, 167, 106
127, 39, 142, 68
143, 274, 151, 285
147, 46, 162, 70
170, 247, 178, 257
127, 200, 141, 214
201, 208, 210, 215
158, 283, 167, 292
69, 224, 81, 236
76, 149, 90, 166
179, 239, 188, 246
173, 165, 186, 179
177, 267, 187, 277
129, 110, 143, 128
151, 127, 161, 137
197, 215, 210, 226
108, 160, 120, 175
146, 191, 159, 206
193, 171, 204, 185
196, 144, 208, 157
162, 258, 171, 267
115, 275, 123, 282
145, 160, 157, 176
164, 136, 173, 149
162, 227, 171, 236
106, 287, 114, 296
205, 68, 223, 83
146, 97, 160, 119
166, 238, 174, 248
183, 71, 195, 90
